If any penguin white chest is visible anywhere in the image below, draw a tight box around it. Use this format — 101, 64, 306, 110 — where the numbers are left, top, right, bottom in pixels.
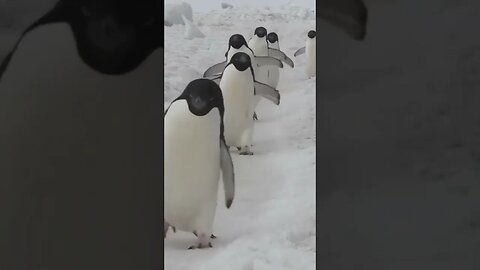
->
164, 101, 221, 231
219, 66, 255, 147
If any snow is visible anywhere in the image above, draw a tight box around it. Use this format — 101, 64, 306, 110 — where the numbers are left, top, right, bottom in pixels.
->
165, 2, 194, 26
164, 3, 315, 270
181, 15, 205, 39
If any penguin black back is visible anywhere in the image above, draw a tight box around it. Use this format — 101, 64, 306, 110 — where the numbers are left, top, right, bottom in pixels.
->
267, 32, 278, 43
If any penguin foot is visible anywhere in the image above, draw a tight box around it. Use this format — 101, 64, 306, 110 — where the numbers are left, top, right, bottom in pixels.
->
189, 232, 213, 249
238, 145, 254, 155
193, 231, 216, 239
188, 242, 213, 250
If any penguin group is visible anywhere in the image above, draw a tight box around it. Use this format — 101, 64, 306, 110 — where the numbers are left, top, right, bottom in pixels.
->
164, 0, 366, 249
164, 26, 314, 249
165, 0, 369, 249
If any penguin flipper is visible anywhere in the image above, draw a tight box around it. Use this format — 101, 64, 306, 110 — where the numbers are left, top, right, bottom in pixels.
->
255, 56, 284, 68
254, 81, 280, 105
203, 61, 227, 77
268, 48, 294, 68
317, 0, 368, 40
220, 139, 235, 208
205, 75, 222, 85
294, 47, 306, 57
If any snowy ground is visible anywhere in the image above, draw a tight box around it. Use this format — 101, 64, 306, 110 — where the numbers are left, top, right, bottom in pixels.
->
164, 4, 316, 270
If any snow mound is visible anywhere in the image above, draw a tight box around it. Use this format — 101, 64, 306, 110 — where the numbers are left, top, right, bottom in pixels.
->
221, 2, 233, 9
182, 14, 205, 39
165, 2, 194, 26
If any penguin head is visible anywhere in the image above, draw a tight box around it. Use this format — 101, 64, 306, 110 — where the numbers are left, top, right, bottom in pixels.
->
307, 30, 316, 39
254, 26, 267, 38
181, 79, 224, 116
44, 0, 162, 74
267, 32, 278, 44
229, 52, 252, 72
229, 34, 247, 49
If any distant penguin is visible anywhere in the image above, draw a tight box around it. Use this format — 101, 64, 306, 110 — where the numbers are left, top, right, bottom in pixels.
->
318, 0, 368, 40
248, 27, 292, 120
0, 0, 163, 269
294, 30, 316, 78
203, 33, 282, 78
164, 79, 235, 250
214, 52, 280, 155
266, 32, 281, 88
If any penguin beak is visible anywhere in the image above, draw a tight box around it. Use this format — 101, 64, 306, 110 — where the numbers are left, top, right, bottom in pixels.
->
191, 96, 207, 110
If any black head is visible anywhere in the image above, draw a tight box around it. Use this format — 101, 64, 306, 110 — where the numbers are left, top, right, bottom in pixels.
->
307, 30, 316, 39
254, 26, 267, 38
178, 79, 224, 117
229, 52, 252, 72
32, 0, 162, 75
228, 34, 247, 49
267, 32, 278, 43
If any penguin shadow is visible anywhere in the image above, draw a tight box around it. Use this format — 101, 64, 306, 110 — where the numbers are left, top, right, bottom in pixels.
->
252, 112, 288, 123
165, 231, 236, 251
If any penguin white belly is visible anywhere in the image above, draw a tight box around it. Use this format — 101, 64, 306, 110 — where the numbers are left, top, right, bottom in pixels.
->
0, 24, 162, 95
220, 67, 255, 147
164, 102, 221, 232
306, 39, 316, 78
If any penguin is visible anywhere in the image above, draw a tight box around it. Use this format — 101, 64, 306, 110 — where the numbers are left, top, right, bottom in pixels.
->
294, 30, 316, 78
164, 78, 235, 250
203, 33, 283, 78
266, 32, 281, 89
210, 52, 280, 155
318, 0, 368, 40
248, 27, 292, 120
0, 0, 163, 269
248, 27, 294, 70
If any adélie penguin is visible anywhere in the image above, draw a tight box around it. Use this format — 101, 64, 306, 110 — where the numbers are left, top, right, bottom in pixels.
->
294, 30, 316, 78
209, 52, 280, 155
266, 32, 281, 88
248, 27, 293, 120
203, 33, 283, 78
164, 78, 235, 249
0, 0, 163, 269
